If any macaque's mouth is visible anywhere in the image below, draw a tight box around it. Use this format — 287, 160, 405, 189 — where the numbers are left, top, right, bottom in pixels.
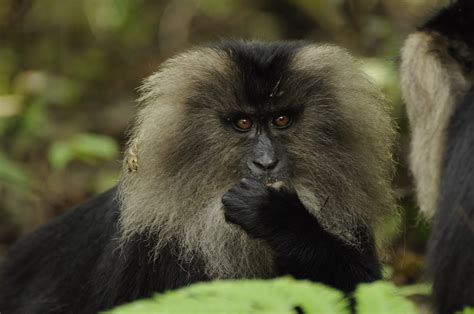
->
263, 177, 286, 189
264, 177, 279, 185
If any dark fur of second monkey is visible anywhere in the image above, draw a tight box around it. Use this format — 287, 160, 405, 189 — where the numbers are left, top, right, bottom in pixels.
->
430, 88, 474, 314
0, 41, 382, 314
419, 1, 474, 313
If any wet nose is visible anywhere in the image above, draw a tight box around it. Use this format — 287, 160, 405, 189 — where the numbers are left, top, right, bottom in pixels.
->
253, 156, 279, 171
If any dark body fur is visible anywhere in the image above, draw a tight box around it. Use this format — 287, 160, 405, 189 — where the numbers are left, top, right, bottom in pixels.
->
0, 188, 209, 313
429, 88, 474, 314
0, 41, 388, 313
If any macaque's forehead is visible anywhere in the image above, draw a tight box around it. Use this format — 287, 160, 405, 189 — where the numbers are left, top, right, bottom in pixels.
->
180, 41, 341, 113
214, 41, 304, 105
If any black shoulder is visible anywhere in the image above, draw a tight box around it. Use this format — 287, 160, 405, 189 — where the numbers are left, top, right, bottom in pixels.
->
422, 0, 474, 48
0, 187, 120, 313
0, 186, 208, 313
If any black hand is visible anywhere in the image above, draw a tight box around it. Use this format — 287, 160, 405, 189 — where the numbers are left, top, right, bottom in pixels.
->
222, 178, 309, 239
222, 177, 381, 292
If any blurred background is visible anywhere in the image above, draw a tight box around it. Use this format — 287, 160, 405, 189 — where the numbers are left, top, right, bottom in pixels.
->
0, 0, 444, 285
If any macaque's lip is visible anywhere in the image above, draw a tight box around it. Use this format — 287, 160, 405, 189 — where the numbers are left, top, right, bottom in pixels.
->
248, 175, 288, 188
264, 177, 278, 184
266, 181, 285, 189
263, 177, 286, 189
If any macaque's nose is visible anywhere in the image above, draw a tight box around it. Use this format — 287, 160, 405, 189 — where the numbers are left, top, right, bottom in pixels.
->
253, 156, 279, 171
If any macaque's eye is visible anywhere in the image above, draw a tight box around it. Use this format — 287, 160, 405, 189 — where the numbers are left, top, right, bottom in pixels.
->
272, 115, 291, 128
232, 117, 253, 132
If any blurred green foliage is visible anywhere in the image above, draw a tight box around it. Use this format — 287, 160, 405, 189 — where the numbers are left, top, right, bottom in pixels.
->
48, 133, 119, 171
0, 0, 438, 285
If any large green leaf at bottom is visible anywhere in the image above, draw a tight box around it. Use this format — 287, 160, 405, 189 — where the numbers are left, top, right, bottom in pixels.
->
107, 278, 349, 314
355, 281, 418, 314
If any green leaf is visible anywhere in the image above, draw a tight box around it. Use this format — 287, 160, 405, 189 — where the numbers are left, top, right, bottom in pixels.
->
45, 77, 84, 106
355, 281, 418, 314
48, 133, 119, 170
0, 94, 23, 118
382, 265, 394, 279
459, 307, 474, 314
107, 278, 349, 314
48, 142, 75, 171
0, 153, 30, 189
70, 133, 119, 162
398, 283, 432, 297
